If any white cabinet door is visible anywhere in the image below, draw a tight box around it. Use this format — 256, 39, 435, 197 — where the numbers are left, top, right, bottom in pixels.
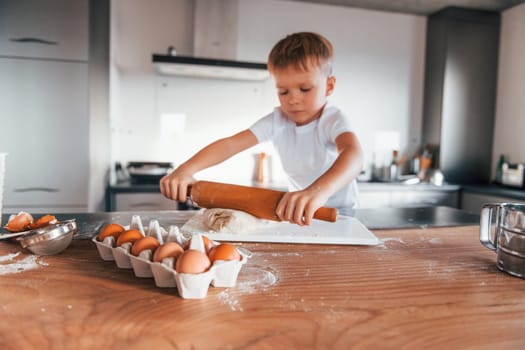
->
358, 192, 390, 209
390, 190, 459, 208
359, 188, 459, 208
0, 0, 89, 61
0, 57, 89, 211
115, 193, 179, 211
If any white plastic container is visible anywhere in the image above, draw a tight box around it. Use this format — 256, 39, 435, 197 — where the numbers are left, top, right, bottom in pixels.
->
93, 236, 115, 261
92, 216, 250, 299
150, 260, 177, 288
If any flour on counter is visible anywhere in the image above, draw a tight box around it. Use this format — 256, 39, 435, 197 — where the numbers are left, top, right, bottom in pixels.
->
216, 266, 279, 311
427, 237, 443, 244
377, 237, 406, 249
0, 251, 47, 275
236, 266, 278, 293
0, 252, 20, 263
217, 291, 244, 312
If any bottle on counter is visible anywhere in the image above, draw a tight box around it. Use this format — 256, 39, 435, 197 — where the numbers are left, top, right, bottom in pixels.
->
370, 153, 378, 181
495, 154, 506, 184
253, 152, 271, 184
389, 150, 399, 181
411, 156, 420, 175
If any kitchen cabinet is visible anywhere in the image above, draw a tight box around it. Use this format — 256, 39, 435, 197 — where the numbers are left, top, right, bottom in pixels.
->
358, 183, 460, 208
0, 0, 110, 212
0, 0, 89, 61
0, 58, 89, 212
114, 193, 178, 211
0, 0, 90, 213
107, 182, 199, 212
461, 191, 523, 214
389, 190, 458, 208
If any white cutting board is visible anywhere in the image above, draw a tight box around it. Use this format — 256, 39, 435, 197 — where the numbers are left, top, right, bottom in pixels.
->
181, 214, 378, 245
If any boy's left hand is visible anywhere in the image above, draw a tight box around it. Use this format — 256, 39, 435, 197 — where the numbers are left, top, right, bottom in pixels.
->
275, 188, 329, 226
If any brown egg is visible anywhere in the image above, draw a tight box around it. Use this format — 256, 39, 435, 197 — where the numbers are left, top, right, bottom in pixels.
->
29, 214, 58, 230
116, 229, 143, 247
175, 249, 211, 274
153, 242, 184, 263
4, 211, 33, 232
98, 223, 126, 241
208, 243, 241, 263
131, 236, 160, 256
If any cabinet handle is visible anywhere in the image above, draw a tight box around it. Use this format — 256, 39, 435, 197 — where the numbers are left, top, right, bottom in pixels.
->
14, 187, 59, 193
10, 37, 58, 46
130, 202, 158, 208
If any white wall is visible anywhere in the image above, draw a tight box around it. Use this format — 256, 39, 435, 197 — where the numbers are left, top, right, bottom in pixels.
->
492, 2, 525, 174
237, 0, 426, 170
110, 0, 426, 183
110, 0, 194, 180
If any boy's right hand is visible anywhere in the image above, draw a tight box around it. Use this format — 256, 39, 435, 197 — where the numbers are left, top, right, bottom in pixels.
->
159, 169, 195, 202
275, 187, 330, 226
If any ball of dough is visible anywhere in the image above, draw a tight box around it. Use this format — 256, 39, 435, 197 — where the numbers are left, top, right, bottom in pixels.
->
202, 208, 268, 233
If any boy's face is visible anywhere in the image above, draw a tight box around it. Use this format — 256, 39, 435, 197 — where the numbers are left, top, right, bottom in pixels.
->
271, 63, 335, 126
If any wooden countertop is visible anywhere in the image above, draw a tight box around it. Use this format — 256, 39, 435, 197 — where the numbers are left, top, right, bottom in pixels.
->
1, 224, 524, 349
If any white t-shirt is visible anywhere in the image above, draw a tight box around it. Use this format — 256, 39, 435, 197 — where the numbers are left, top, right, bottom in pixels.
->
249, 102, 359, 214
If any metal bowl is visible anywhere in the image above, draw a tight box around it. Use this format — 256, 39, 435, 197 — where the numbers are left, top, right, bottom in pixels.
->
18, 219, 77, 255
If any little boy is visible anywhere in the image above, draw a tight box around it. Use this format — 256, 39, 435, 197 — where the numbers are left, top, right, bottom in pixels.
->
160, 32, 364, 225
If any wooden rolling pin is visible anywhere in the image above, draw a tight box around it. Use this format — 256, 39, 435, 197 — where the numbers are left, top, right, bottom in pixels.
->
188, 181, 338, 223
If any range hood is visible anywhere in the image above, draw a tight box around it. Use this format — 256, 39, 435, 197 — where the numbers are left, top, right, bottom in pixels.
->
152, 54, 269, 81
152, 0, 269, 81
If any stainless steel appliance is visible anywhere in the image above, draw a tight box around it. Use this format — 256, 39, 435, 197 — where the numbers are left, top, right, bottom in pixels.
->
126, 162, 173, 184
422, 8, 500, 184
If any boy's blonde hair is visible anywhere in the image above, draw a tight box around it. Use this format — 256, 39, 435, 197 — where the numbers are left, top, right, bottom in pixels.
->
267, 32, 333, 76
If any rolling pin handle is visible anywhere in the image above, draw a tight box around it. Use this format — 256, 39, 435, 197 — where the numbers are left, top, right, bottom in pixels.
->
313, 207, 338, 223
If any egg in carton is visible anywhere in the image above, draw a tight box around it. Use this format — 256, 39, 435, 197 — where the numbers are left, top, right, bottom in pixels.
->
128, 219, 167, 277
92, 215, 250, 299
128, 220, 189, 278
92, 223, 121, 261
171, 234, 216, 298
150, 225, 186, 288
92, 215, 142, 262
148, 232, 250, 298
168, 233, 250, 299
92, 215, 164, 269
93, 215, 137, 267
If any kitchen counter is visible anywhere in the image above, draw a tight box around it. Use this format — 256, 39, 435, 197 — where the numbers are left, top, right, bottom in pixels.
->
108, 180, 525, 203
2, 208, 522, 349
356, 206, 479, 229
462, 183, 525, 201
109, 180, 462, 194
2, 206, 481, 235
358, 181, 461, 192
107, 180, 465, 211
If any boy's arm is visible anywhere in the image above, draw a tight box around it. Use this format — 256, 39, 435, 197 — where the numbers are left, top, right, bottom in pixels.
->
160, 129, 258, 202
276, 131, 364, 225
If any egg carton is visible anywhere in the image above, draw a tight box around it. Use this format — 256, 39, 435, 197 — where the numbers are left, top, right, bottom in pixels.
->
92, 215, 250, 299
